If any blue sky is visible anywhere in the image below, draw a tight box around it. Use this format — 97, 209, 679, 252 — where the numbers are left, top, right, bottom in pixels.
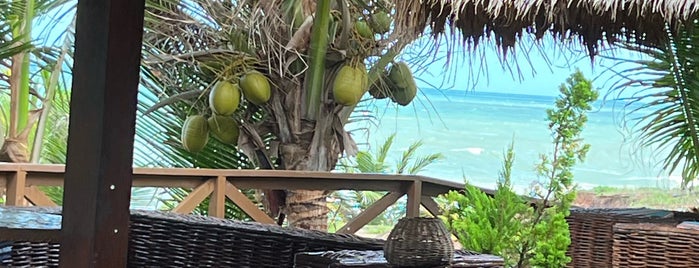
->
35, 5, 650, 100
406, 32, 649, 98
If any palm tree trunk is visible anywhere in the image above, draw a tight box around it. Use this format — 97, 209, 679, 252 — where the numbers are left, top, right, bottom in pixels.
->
285, 190, 329, 230
280, 117, 341, 230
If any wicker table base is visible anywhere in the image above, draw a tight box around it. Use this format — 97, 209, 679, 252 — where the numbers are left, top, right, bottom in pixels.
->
294, 250, 505, 267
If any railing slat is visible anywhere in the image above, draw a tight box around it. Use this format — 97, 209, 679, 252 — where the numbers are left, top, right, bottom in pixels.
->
420, 196, 442, 217
172, 180, 214, 214
337, 191, 404, 234
225, 183, 275, 225
25, 186, 58, 206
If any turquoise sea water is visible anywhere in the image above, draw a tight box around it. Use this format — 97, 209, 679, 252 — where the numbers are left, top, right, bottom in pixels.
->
350, 88, 682, 192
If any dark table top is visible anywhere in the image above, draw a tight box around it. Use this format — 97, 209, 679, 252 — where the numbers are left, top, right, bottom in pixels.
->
294, 249, 505, 268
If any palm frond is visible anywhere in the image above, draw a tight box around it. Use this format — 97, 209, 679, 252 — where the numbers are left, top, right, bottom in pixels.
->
610, 21, 699, 188
408, 153, 445, 175
396, 139, 423, 174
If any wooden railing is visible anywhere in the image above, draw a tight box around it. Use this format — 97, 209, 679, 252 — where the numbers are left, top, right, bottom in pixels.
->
0, 163, 472, 234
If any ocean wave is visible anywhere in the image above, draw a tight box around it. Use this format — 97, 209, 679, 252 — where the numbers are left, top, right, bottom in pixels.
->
450, 147, 484, 155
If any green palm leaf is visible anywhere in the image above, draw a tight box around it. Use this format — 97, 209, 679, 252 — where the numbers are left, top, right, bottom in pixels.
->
611, 22, 699, 188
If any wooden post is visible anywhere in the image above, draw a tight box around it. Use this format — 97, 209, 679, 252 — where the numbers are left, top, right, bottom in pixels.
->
406, 180, 422, 218
6, 170, 26, 206
59, 0, 145, 266
208, 176, 227, 218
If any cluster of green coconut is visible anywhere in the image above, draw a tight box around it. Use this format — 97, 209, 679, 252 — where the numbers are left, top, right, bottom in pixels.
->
327, 4, 421, 108
333, 60, 417, 107
181, 71, 271, 153
354, 10, 391, 39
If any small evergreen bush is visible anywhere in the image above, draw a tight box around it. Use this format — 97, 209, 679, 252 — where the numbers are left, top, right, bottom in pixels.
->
442, 70, 598, 267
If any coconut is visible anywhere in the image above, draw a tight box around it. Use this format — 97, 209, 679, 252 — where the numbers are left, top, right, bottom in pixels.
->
387, 62, 417, 106
207, 115, 239, 145
388, 62, 412, 89
333, 64, 368, 106
391, 81, 417, 106
181, 115, 209, 153
370, 11, 391, 34
355, 20, 374, 39
368, 78, 390, 99
239, 71, 271, 105
209, 80, 240, 116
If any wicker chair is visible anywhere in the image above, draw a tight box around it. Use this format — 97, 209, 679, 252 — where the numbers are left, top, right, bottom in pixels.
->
566, 208, 699, 268
1, 209, 384, 267
613, 222, 699, 267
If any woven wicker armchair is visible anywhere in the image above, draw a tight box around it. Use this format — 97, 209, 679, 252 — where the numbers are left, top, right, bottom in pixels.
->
566, 208, 699, 267
613, 223, 699, 267
1, 209, 384, 267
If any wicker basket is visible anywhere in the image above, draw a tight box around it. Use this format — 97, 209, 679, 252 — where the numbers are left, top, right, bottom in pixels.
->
566, 208, 699, 268
383, 217, 454, 267
613, 223, 699, 267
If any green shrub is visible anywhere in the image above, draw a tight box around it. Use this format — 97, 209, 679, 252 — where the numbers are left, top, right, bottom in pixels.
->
442, 70, 598, 267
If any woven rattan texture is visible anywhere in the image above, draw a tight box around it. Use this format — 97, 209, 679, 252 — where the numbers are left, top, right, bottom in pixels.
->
2, 210, 384, 267
127, 211, 384, 267
383, 217, 454, 267
566, 208, 699, 268
294, 249, 505, 267
613, 223, 699, 268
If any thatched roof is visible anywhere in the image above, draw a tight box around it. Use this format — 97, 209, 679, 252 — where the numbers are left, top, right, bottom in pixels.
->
396, 0, 699, 56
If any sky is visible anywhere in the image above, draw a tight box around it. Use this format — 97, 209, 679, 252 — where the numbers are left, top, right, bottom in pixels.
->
32, 4, 652, 101
403, 31, 650, 98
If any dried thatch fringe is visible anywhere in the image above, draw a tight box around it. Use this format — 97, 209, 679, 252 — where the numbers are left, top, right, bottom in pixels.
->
396, 0, 699, 57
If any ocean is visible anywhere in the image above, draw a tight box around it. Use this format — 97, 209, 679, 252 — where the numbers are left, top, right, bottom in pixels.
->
348, 88, 683, 192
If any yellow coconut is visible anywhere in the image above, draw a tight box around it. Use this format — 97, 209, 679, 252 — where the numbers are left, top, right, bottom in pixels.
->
333, 64, 368, 106
209, 80, 240, 116
239, 71, 271, 105
207, 115, 239, 145
181, 115, 209, 153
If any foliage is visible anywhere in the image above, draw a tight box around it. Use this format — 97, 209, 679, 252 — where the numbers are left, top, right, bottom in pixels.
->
0, 0, 75, 163
138, 0, 430, 229
442, 141, 527, 266
608, 20, 699, 188
442, 70, 598, 267
330, 133, 444, 230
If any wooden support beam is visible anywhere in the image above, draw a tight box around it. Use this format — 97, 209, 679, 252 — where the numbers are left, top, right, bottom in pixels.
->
337, 191, 404, 234
6, 170, 26, 206
225, 183, 275, 225
59, 0, 145, 265
208, 176, 226, 218
25, 186, 58, 206
421, 196, 442, 217
406, 180, 423, 217
173, 180, 215, 214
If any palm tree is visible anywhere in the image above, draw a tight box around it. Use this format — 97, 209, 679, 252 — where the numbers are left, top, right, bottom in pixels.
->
0, 0, 75, 164
138, 0, 699, 230
140, 0, 426, 230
